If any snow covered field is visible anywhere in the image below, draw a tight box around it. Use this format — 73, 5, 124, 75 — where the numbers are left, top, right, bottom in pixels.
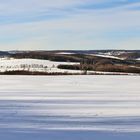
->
0, 58, 138, 75
0, 75, 140, 140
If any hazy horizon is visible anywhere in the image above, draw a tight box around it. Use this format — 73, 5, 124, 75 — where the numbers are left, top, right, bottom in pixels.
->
0, 0, 140, 50
1, 49, 140, 52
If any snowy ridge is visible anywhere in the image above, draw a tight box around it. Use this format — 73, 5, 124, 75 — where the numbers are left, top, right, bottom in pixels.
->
90, 54, 124, 60
55, 52, 75, 55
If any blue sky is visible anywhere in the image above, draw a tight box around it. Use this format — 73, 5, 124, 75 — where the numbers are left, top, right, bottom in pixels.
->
0, 0, 140, 50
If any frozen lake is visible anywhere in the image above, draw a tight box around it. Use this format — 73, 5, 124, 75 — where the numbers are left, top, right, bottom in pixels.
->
0, 75, 140, 140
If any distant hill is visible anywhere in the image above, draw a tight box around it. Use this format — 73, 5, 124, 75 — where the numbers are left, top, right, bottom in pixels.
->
0, 50, 139, 75
0, 51, 10, 56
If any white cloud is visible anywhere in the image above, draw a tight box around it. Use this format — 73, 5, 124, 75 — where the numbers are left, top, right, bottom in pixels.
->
0, 0, 140, 50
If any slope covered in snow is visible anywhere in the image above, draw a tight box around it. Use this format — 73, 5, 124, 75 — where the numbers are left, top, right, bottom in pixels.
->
0, 58, 81, 73
90, 54, 124, 60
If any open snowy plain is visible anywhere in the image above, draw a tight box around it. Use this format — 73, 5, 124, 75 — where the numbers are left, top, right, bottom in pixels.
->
0, 75, 140, 140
